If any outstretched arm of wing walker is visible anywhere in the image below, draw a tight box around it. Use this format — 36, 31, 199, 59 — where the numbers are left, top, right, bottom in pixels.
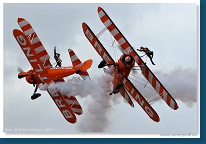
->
98, 7, 178, 110
54, 46, 56, 57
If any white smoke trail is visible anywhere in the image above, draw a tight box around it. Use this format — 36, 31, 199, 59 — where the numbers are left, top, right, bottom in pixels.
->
155, 67, 197, 107
39, 67, 197, 131
39, 74, 122, 132
129, 67, 197, 107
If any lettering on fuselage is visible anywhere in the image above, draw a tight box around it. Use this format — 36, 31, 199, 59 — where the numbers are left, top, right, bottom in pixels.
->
16, 34, 48, 83
48, 89, 73, 119
51, 66, 73, 70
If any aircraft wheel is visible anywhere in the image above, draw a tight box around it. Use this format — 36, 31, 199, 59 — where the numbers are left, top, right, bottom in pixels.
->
31, 93, 41, 100
115, 82, 124, 90
98, 60, 106, 68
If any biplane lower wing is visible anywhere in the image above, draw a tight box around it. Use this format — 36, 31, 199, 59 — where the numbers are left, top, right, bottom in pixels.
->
54, 79, 83, 116
97, 6, 178, 110
47, 89, 77, 123
18, 18, 52, 68
63, 96, 83, 115
120, 87, 134, 107
82, 22, 115, 66
13, 29, 48, 75
122, 77, 160, 122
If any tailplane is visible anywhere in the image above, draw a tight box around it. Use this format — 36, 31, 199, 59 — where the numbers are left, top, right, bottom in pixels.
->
68, 49, 92, 81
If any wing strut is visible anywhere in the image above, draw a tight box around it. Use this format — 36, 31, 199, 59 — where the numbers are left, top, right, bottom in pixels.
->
97, 6, 178, 110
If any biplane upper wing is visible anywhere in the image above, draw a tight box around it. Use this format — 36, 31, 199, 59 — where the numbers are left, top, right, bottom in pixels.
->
13, 29, 48, 76
82, 22, 115, 67
122, 76, 160, 122
18, 18, 52, 68
83, 22, 135, 107
98, 7, 178, 110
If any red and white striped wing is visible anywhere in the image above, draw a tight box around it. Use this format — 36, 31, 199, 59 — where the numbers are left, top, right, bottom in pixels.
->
13, 29, 48, 76
98, 7, 178, 110
68, 49, 91, 81
47, 89, 77, 124
18, 18, 52, 68
82, 22, 115, 67
54, 79, 83, 116
120, 87, 134, 107
63, 96, 83, 115
123, 77, 160, 122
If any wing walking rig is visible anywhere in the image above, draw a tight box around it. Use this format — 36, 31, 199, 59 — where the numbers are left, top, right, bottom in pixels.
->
82, 7, 179, 122
13, 18, 93, 124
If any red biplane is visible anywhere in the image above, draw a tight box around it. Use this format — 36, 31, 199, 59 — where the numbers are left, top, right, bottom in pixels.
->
82, 7, 179, 122
13, 18, 92, 123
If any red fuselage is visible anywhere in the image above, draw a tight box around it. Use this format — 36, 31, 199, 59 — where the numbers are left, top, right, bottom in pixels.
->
23, 66, 77, 85
112, 54, 135, 94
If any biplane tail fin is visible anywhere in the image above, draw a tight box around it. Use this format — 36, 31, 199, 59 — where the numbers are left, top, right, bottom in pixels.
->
68, 49, 92, 81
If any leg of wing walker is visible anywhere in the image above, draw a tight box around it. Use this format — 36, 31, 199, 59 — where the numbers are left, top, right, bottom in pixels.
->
54, 46, 62, 67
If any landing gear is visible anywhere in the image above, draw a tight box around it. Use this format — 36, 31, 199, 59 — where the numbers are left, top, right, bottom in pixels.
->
98, 60, 117, 69
109, 92, 113, 95
31, 93, 41, 100
31, 85, 41, 100
109, 82, 124, 96
115, 82, 124, 90
98, 60, 107, 68
76, 70, 81, 74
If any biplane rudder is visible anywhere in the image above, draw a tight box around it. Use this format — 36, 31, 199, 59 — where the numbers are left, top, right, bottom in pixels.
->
68, 49, 92, 81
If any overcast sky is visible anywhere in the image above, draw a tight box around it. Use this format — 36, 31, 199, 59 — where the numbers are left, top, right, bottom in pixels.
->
2, 2, 198, 138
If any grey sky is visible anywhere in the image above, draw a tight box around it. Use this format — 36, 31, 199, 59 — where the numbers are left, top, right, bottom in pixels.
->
2, 3, 198, 136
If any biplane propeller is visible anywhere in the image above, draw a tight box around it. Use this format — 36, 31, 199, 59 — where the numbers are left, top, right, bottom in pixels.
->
82, 7, 179, 122
14, 18, 92, 123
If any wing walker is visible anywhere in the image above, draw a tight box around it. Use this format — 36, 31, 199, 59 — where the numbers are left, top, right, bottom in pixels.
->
82, 7, 178, 122
14, 18, 93, 123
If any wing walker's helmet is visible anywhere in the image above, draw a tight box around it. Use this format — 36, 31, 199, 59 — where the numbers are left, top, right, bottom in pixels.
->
125, 56, 131, 63
121, 54, 134, 65
118, 54, 135, 72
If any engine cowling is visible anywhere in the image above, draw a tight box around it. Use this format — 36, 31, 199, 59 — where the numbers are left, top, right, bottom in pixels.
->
118, 54, 135, 72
